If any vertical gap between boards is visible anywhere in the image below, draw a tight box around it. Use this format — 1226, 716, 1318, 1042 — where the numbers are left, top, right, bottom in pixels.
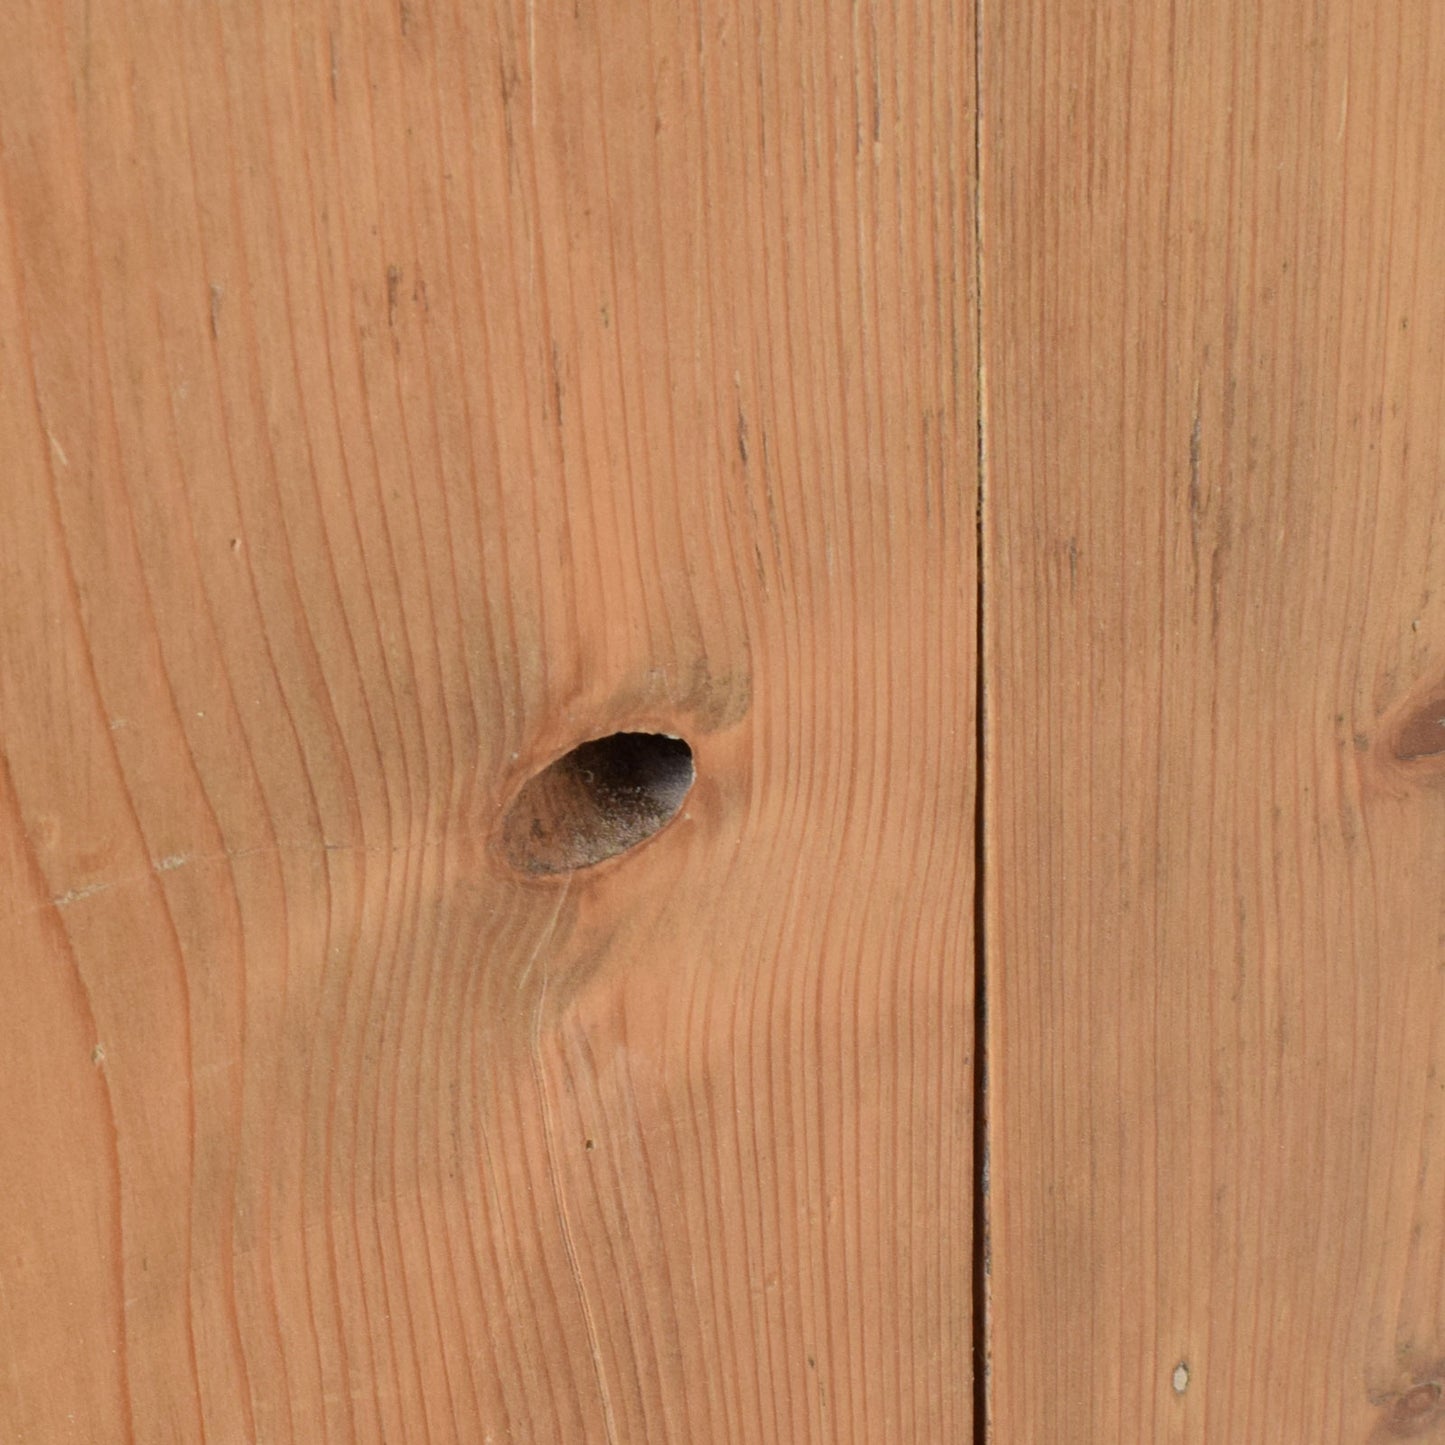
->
971, 0, 991, 1435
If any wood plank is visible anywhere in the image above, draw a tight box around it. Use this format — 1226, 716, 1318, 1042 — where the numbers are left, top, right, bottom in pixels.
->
0, 0, 977, 1439
981, 1, 1445, 1439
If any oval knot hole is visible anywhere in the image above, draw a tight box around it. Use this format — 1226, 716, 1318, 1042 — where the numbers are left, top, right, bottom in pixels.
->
501, 732, 695, 875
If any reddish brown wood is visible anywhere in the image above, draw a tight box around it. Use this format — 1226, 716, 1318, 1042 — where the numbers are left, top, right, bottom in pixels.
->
0, 0, 978, 1439
982, 2, 1445, 1439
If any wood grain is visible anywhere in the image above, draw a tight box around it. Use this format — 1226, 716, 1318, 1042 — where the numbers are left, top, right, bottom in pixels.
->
0, 0, 977, 1440
981, 1, 1445, 1439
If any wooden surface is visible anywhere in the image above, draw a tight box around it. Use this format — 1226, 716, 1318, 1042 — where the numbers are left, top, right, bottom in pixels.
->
7, 0, 1445, 1439
0, 0, 977, 1440
982, 1, 1445, 1441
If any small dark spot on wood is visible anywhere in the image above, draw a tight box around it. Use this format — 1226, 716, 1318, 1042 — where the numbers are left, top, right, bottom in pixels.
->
499, 60, 520, 159
329, 30, 339, 101
209, 283, 223, 340
399, 0, 411, 35
1188, 411, 1202, 520
1395, 696, 1445, 761
584, 1138, 595, 1151
550, 342, 564, 430
737, 408, 750, 465
1208, 505, 1232, 637
386, 265, 401, 329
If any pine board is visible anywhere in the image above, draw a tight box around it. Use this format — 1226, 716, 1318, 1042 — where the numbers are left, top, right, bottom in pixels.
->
0, 1, 977, 1439
981, 2, 1445, 1439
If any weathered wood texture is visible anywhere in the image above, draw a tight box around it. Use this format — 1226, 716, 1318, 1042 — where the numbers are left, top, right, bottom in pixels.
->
982, 1, 1445, 1440
0, 0, 977, 1440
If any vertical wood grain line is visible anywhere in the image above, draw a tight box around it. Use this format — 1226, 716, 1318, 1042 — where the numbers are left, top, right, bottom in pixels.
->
972, 0, 991, 1440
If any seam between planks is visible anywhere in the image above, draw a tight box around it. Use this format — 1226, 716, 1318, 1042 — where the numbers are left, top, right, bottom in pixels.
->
971, 0, 992, 1438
